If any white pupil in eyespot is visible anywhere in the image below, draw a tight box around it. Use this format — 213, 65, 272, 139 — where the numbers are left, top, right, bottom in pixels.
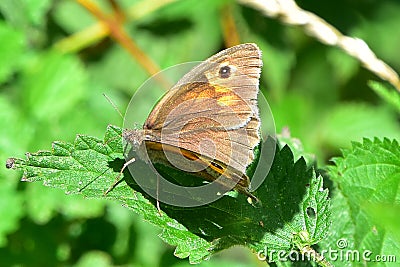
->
219, 66, 231, 78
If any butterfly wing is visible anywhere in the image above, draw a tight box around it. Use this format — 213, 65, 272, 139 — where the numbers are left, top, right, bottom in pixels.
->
143, 43, 262, 175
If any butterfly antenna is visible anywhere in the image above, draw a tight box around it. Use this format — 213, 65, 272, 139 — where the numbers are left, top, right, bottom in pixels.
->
103, 93, 124, 119
102, 93, 125, 147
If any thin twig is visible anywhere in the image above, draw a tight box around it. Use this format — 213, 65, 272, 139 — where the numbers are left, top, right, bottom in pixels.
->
239, 0, 400, 92
108, 0, 125, 23
55, 0, 177, 53
221, 4, 241, 47
74, 0, 161, 77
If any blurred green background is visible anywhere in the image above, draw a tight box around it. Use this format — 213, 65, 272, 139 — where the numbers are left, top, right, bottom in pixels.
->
1, 0, 399, 266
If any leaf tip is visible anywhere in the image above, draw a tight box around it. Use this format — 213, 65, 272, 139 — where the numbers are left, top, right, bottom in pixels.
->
5, 157, 16, 169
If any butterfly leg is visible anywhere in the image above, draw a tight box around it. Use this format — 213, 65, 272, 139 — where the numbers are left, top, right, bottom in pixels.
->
104, 157, 163, 216
104, 157, 136, 195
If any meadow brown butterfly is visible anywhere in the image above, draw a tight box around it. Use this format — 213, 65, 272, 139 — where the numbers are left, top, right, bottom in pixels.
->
122, 43, 262, 205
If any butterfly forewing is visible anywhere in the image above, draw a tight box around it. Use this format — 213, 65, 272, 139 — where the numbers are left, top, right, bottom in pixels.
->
122, 43, 262, 202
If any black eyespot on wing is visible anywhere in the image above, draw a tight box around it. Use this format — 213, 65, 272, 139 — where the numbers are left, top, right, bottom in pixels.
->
219, 65, 231, 78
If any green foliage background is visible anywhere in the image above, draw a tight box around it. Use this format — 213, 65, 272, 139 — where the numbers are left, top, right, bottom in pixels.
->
1, 0, 399, 266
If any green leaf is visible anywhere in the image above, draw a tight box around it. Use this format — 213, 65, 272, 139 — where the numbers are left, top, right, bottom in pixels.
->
351, 2, 400, 66
318, 190, 356, 267
0, 22, 24, 84
277, 128, 316, 167
0, 0, 52, 28
328, 138, 400, 264
326, 48, 359, 86
131, 0, 225, 66
248, 147, 330, 263
0, 95, 33, 155
19, 0, 52, 27
257, 41, 296, 101
366, 203, 400, 243
0, 95, 28, 246
21, 51, 87, 120
269, 92, 315, 144
52, 0, 97, 33
7, 125, 331, 265
75, 251, 113, 267
7, 125, 211, 263
369, 81, 400, 113
331, 138, 400, 205
0, 181, 24, 247
318, 103, 400, 149
24, 183, 106, 224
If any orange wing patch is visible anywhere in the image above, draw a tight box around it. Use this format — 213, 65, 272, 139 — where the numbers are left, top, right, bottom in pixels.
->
214, 85, 232, 94
217, 94, 238, 106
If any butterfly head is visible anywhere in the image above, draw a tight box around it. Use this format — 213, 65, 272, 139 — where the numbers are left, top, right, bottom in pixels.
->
122, 129, 144, 149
